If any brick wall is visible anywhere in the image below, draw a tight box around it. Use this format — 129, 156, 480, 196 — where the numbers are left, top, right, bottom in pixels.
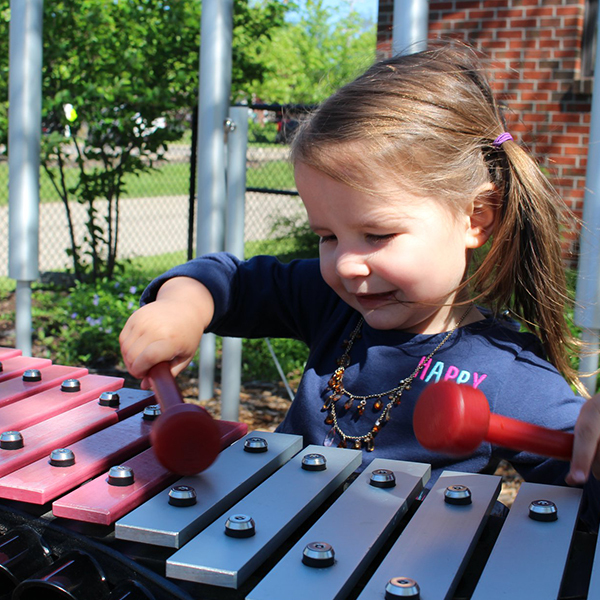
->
376, 0, 592, 261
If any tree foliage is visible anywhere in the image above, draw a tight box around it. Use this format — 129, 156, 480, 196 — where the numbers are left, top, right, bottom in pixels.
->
252, 0, 376, 104
0, 0, 287, 280
0, 0, 376, 281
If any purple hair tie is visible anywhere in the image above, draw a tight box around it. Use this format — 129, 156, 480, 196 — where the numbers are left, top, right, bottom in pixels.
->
492, 132, 513, 147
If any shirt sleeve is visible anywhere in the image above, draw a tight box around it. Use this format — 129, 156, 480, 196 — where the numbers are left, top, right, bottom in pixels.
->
139, 252, 340, 344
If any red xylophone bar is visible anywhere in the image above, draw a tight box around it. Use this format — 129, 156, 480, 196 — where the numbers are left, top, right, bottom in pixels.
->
413, 381, 574, 460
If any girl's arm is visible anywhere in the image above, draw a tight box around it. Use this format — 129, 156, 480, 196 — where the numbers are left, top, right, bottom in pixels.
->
567, 394, 600, 485
119, 276, 215, 389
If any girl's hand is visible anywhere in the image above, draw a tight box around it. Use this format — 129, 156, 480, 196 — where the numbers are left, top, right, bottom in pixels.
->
119, 277, 215, 388
566, 394, 600, 485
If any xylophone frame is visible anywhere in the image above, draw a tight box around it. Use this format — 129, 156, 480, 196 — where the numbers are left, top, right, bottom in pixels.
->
0, 349, 597, 600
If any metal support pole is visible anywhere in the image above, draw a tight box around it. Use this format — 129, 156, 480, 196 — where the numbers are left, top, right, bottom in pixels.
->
392, 0, 429, 56
196, 0, 233, 400
221, 107, 248, 421
8, 0, 43, 356
575, 7, 600, 397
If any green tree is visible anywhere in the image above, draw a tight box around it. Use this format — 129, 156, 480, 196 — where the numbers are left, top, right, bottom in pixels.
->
252, 0, 376, 104
0, 0, 288, 280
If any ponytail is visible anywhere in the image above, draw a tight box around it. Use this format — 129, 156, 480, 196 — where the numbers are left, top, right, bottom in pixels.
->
472, 140, 586, 396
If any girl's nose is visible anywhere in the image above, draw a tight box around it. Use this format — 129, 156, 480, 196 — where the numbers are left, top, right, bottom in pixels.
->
335, 249, 370, 279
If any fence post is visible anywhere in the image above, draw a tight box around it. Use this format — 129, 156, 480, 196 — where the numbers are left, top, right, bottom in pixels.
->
221, 106, 249, 421
575, 5, 600, 396
8, 0, 43, 356
195, 0, 233, 401
392, 0, 429, 56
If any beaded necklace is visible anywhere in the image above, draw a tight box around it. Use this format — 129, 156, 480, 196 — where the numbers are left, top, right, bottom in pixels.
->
322, 306, 472, 451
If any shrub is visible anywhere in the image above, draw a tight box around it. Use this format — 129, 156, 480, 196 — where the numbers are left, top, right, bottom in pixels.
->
33, 274, 146, 368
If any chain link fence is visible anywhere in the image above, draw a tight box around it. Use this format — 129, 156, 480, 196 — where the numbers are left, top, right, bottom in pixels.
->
244, 104, 309, 252
0, 105, 311, 279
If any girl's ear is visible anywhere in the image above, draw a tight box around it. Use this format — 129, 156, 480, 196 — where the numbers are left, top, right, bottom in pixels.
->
465, 185, 499, 249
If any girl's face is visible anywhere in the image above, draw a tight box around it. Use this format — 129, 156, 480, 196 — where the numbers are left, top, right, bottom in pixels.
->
295, 163, 486, 334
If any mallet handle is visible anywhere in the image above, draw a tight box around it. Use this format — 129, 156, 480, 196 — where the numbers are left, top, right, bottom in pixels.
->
488, 414, 573, 461
148, 362, 183, 411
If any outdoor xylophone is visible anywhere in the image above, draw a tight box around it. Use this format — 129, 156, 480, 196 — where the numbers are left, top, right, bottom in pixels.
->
0, 349, 598, 599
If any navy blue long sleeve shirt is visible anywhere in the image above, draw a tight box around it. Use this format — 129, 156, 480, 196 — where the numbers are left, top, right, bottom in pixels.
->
141, 253, 600, 529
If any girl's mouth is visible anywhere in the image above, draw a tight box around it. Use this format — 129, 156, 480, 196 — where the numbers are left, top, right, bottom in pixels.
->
355, 292, 397, 309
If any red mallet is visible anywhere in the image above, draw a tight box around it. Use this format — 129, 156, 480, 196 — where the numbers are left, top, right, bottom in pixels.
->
148, 362, 221, 476
413, 381, 574, 461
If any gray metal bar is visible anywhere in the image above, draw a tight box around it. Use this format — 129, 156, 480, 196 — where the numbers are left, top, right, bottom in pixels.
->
392, 0, 429, 56
471, 482, 582, 600
8, 0, 43, 355
248, 459, 430, 600
115, 431, 302, 548
575, 3, 600, 394
588, 511, 600, 597
357, 471, 501, 600
196, 0, 234, 400
166, 445, 362, 588
221, 106, 249, 421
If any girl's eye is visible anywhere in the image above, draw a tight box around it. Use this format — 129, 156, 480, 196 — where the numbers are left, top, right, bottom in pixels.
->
366, 233, 396, 243
319, 235, 337, 244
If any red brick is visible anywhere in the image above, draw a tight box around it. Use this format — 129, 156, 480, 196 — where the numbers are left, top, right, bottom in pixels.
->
523, 5, 554, 17
523, 49, 549, 59
429, 21, 447, 31
537, 103, 565, 112
553, 49, 579, 58
552, 113, 585, 124
504, 30, 526, 39
551, 135, 583, 145
497, 8, 525, 18
567, 126, 590, 134
563, 16, 584, 27
521, 91, 550, 101
446, 10, 468, 19
536, 81, 561, 91
495, 50, 524, 59
522, 70, 554, 80
556, 6, 583, 17
538, 17, 562, 27
551, 155, 578, 166
565, 146, 585, 155
510, 17, 540, 27
523, 113, 549, 122
468, 9, 497, 19
555, 28, 583, 39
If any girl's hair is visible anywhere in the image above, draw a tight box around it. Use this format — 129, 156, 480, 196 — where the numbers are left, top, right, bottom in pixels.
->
291, 41, 586, 396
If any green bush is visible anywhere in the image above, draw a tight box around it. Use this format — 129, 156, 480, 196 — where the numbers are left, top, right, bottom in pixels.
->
33, 274, 147, 368
248, 120, 278, 145
241, 337, 307, 384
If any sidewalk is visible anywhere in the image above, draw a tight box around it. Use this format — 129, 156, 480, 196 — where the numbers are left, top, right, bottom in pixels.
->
0, 191, 305, 277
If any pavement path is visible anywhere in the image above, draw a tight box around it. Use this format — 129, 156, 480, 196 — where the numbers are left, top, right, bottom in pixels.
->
0, 191, 305, 277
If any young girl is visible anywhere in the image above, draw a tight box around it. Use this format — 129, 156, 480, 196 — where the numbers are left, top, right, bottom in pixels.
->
120, 42, 600, 525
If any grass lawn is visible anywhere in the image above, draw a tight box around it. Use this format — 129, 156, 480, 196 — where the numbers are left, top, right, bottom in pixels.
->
0, 158, 295, 206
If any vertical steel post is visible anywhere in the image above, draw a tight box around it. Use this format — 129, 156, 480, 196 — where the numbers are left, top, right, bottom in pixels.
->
8, 0, 43, 356
392, 0, 429, 56
575, 7, 600, 396
195, 0, 233, 400
221, 106, 248, 421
